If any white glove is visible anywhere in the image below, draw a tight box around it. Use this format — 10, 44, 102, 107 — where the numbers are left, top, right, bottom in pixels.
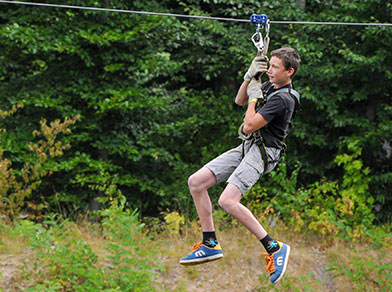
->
247, 79, 262, 103
243, 55, 268, 81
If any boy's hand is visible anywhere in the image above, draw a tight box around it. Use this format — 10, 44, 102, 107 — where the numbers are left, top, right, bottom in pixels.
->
243, 55, 268, 81
247, 79, 262, 103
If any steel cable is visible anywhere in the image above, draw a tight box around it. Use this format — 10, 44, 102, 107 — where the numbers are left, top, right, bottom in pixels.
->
1, 0, 392, 27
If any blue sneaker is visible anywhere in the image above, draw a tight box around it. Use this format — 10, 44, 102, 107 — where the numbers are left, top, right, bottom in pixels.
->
265, 241, 290, 284
179, 242, 223, 266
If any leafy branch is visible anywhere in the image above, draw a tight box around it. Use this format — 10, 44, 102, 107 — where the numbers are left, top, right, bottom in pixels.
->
0, 105, 80, 220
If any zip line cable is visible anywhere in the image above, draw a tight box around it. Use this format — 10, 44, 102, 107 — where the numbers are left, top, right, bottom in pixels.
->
0, 0, 248, 23
1, 0, 392, 27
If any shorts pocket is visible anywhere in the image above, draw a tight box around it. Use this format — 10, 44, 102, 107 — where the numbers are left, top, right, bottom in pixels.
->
235, 160, 262, 191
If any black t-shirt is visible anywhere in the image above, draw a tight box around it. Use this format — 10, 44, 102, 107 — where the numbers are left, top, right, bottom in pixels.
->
256, 81, 297, 149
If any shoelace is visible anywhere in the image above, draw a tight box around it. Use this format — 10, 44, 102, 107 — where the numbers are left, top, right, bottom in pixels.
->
192, 242, 202, 251
265, 253, 276, 274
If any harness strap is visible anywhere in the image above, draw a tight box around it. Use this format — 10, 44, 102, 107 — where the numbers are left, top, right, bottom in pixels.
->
266, 88, 300, 103
255, 139, 269, 171
254, 130, 269, 170
240, 87, 301, 171
262, 87, 300, 151
241, 133, 269, 172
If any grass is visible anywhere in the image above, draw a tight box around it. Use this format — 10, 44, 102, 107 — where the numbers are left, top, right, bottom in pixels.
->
158, 222, 324, 292
158, 220, 392, 292
0, 211, 391, 292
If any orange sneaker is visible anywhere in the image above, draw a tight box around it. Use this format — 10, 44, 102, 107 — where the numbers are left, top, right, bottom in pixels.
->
265, 241, 290, 284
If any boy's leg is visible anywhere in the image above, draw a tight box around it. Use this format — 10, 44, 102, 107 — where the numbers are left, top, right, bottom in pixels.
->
220, 143, 272, 240
219, 142, 290, 284
218, 183, 267, 239
180, 145, 244, 266
187, 166, 217, 232
218, 183, 290, 284
179, 167, 223, 266
187, 144, 243, 232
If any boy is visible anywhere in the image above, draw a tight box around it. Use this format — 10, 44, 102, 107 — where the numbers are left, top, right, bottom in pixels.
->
180, 47, 301, 284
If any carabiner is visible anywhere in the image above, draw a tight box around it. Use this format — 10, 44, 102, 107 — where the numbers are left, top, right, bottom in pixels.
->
263, 20, 270, 55
250, 14, 270, 56
251, 29, 265, 54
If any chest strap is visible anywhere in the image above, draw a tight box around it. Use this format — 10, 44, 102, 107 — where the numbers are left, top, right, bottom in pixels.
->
266, 87, 300, 103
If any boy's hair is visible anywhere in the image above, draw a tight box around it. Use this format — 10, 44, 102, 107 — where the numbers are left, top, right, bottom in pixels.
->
270, 47, 301, 78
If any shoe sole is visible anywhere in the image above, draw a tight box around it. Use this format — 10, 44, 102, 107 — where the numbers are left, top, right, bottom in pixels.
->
179, 254, 224, 266
272, 244, 290, 284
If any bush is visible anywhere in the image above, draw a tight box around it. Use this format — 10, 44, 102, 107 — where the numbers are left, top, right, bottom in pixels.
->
327, 250, 392, 291
245, 139, 375, 241
0, 103, 80, 220
8, 197, 163, 291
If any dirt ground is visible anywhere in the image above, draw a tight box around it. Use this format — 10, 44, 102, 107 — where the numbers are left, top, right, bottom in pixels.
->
0, 254, 25, 292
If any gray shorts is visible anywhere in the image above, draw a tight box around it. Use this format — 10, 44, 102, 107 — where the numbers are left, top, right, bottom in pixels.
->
205, 140, 281, 195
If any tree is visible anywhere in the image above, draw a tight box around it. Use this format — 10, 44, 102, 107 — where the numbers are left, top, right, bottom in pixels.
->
0, 0, 390, 221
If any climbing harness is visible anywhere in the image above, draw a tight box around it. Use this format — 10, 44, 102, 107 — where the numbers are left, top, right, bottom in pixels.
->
239, 87, 300, 171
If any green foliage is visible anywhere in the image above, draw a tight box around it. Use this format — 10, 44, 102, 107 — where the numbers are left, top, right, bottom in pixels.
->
10, 216, 101, 291
0, 0, 390, 221
164, 211, 185, 234
333, 139, 374, 239
302, 139, 374, 240
8, 199, 163, 291
246, 141, 374, 240
0, 104, 79, 220
257, 271, 320, 291
327, 250, 392, 292
98, 197, 163, 291
287, 0, 392, 220
0, 0, 248, 216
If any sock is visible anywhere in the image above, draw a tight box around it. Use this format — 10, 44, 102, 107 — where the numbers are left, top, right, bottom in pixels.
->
202, 231, 218, 247
260, 234, 279, 254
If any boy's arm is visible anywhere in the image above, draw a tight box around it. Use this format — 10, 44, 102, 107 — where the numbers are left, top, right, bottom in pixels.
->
236, 55, 268, 106
235, 80, 250, 106
242, 79, 268, 133
243, 100, 268, 133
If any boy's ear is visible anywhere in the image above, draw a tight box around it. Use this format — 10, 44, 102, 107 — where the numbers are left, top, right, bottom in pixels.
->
287, 67, 295, 78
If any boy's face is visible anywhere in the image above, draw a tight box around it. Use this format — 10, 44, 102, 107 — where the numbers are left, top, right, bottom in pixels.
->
267, 56, 293, 87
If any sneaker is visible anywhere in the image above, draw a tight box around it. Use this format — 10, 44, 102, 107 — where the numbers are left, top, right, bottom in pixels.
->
264, 241, 290, 284
179, 242, 223, 266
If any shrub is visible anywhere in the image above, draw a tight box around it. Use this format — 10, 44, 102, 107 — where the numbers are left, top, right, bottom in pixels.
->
0, 103, 80, 220
327, 250, 392, 291
245, 139, 374, 241
9, 197, 163, 291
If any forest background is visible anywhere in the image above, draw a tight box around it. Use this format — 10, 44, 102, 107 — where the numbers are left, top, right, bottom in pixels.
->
0, 0, 391, 291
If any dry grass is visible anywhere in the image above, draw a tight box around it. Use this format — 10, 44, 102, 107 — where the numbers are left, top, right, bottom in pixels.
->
0, 227, 31, 291
156, 218, 392, 292
0, 216, 391, 292
157, 223, 326, 292
0, 228, 27, 255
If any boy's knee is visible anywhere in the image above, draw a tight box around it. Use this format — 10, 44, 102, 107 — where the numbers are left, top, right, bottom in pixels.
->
188, 167, 216, 193
218, 184, 242, 211
218, 195, 230, 210
188, 173, 202, 193
218, 196, 225, 208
